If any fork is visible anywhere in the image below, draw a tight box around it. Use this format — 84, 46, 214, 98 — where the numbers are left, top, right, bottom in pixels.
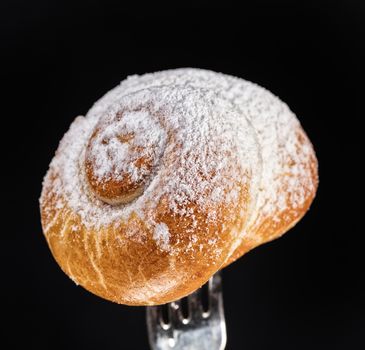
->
146, 272, 226, 350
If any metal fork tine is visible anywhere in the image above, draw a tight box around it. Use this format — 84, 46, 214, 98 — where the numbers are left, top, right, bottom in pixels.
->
146, 306, 161, 346
169, 300, 183, 326
147, 305, 174, 350
208, 271, 224, 315
188, 287, 204, 320
146, 305, 158, 327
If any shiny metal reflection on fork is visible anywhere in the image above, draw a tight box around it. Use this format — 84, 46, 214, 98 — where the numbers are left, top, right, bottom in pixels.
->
146, 272, 226, 350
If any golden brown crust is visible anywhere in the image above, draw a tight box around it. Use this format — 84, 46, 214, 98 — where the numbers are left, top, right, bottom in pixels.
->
41, 174, 249, 305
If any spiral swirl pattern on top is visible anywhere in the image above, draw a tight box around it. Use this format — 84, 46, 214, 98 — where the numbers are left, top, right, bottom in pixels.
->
85, 107, 168, 205
40, 69, 318, 305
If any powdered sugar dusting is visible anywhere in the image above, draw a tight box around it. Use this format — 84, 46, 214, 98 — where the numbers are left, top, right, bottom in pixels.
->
87, 109, 167, 184
41, 68, 315, 252
153, 223, 170, 251
90, 68, 315, 231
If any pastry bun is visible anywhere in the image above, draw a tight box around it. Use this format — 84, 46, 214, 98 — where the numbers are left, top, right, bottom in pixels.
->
40, 69, 318, 305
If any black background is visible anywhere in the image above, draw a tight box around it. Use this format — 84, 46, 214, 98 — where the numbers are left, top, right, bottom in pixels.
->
2, 1, 364, 349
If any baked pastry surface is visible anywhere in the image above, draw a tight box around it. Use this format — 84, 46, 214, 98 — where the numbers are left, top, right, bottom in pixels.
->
40, 69, 318, 305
